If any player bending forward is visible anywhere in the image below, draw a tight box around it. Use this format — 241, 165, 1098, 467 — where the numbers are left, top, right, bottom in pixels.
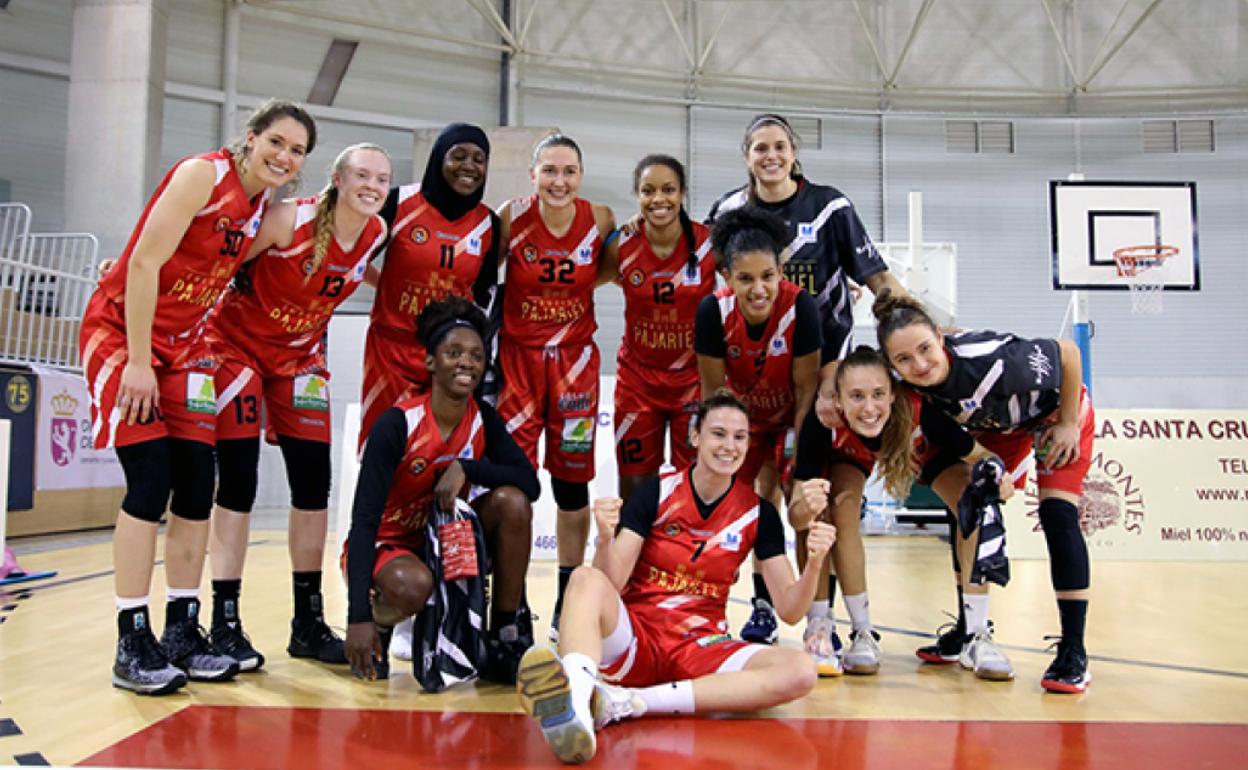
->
516, 391, 836, 764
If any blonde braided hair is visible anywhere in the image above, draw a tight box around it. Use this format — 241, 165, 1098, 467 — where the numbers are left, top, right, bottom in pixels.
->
308, 142, 389, 277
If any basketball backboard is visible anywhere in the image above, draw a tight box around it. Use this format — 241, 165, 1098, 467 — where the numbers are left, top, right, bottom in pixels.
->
1050, 180, 1200, 291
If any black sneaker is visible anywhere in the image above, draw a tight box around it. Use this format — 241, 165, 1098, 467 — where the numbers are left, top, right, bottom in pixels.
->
1041, 637, 1090, 693
485, 625, 528, 684
288, 618, 348, 664
160, 619, 240, 681
211, 622, 265, 672
112, 631, 187, 695
740, 598, 779, 645
916, 620, 969, 664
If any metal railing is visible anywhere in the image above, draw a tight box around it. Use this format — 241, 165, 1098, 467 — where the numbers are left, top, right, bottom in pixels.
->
0, 202, 100, 373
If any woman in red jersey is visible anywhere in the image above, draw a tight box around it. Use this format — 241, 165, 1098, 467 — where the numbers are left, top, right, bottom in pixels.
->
202, 143, 391, 672
495, 133, 617, 635
79, 99, 316, 695
611, 154, 716, 500
344, 297, 539, 683
516, 391, 836, 764
359, 123, 500, 447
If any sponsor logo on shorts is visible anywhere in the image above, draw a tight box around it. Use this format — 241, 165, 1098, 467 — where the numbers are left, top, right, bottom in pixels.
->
185, 372, 216, 414
292, 374, 329, 411
558, 392, 592, 413
297, 416, 325, 427
409, 456, 428, 475
410, 225, 430, 244
696, 633, 732, 648
560, 416, 595, 453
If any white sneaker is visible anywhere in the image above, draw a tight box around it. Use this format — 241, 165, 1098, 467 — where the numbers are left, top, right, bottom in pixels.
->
959, 627, 1015, 681
590, 679, 647, 730
516, 646, 596, 764
803, 615, 843, 677
843, 628, 882, 675
390, 617, 414, 661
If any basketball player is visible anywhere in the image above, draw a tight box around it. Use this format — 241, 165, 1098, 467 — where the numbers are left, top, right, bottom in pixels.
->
80, 99, 316, 694
874, 291, 1093, 693
515, 391, 835, 764
790, 345, 1008, 675
359, 122, 500, 446
494, 134, 617, 637
344, 297, 539, 682
707, 113, 908, 666
611, 155, 716, 501
204, 144, 390, 672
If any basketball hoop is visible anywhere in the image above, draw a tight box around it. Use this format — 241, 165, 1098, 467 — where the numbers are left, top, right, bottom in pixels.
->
1113, 244, 1178, 315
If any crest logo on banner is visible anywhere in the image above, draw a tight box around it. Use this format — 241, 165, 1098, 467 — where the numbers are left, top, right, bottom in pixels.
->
49, 390, 80, 467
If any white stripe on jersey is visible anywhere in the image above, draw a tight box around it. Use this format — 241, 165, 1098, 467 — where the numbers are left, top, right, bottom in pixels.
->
389, 183, 426, 238
716, 292, 736, 321
653, 471, 687, 528
614, 412, 637, 444
210, 157, 231, 185
459, 214, 492, 254
705, 504, 760, 554
951, 338, 1010, 358
404, 403, 426, 436
958, 359, 1005, 423
787, 197, 850, 253
1007, 394, 1021, 427
714, 189, 750, 216
215, 367, 255, 414
293, 199, 318, 230
572, 225, 600, 262
505, 401, 535, 435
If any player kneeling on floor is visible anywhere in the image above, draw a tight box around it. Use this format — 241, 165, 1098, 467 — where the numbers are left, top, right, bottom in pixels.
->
516, 390, 835, 764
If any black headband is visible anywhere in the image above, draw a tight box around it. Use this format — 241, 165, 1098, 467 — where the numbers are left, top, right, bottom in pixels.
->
425, 318, 478, 353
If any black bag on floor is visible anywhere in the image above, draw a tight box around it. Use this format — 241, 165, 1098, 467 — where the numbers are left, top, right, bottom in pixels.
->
413, 499, 490, 692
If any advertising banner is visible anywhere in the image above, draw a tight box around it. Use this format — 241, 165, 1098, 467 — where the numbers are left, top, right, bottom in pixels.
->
33, 367, 124, 491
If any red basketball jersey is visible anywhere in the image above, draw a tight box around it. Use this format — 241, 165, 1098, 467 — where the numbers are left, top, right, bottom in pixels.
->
96, 148, 270, 352
717, 280, 803, 429
376, 392, 486, 541
208, 198, 386, 370
501, 196, 602, 348
370, 184, 495, 336
617, 221, 716, 380
624, 469, 762, 636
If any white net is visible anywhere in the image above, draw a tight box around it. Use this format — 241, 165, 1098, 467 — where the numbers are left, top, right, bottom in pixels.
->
1114, 247, 1175, 315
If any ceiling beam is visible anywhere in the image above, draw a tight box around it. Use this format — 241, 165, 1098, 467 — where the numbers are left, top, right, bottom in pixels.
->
696, 2, 734, 72
518, 0, 541, 48
1083, 0, 1166, 88
850, 0, 889, 81
887, 0, 938, 88
1039, 0, 1081, 88
660, 0, 697, 69
464, 0, 519, 52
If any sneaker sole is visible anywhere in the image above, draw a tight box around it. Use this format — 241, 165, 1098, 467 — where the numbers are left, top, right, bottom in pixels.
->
236, 657, 263, 672
966, 663, 1014, 681
516, 647, 595, 764
915, 649, 960, 664
742, 631, 779, 645
843, 658, 879, 675
112, 673, 187, 696
1041, 673, 1090, 694
815, 659, 844, 677
184, 664, 240, 682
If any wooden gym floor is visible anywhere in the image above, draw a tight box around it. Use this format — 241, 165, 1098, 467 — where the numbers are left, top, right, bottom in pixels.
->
0, 526, 1245, 768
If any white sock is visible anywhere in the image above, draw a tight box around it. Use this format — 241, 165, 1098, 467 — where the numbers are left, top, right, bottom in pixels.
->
963, 593, 990, 634
115, 595, 148, 611
843, 592, 871, 633
166, 587, 200, 601
561, 652, 599, 722
806, 599, 829, 624
636, 680, 695, 715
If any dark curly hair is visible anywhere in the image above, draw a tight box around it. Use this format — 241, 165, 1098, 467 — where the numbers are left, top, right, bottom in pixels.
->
415, 295, 488, 352
708, 206, 788, 273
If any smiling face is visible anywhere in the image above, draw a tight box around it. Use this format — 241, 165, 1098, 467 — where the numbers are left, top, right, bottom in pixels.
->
883, 323, 949, 388
636, 163, 683, 230
442, 142, 488, 197
725, 250, 782, 325
244, 116, 310, 189
427, 326, 486, 399
530, 145, 582, 209
691, 405, 750, 477
745, 123, 796, 188
335, 148, 391, 218
833, 364, 894, 438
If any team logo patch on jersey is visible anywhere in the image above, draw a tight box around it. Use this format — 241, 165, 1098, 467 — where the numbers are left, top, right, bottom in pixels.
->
213, 215, 232, 233
467, 236, 482, 256
960, 398, 980, 414
627, 268, 645, 288
522, 244, 539, 263
409, 456, 428, 475
300, 256, 317, 276
792, 221, 819, 250
292, 374, 329, 411
410, 225, 429, 244
722, 531, 742, 552
770, 337, 789, 356
560, 417, 595, 453
185, 372, 216, 415
575, 246, 593, 266
727, 345, 742, 359
695, 633, 732, 648
664, 522, 681, 537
